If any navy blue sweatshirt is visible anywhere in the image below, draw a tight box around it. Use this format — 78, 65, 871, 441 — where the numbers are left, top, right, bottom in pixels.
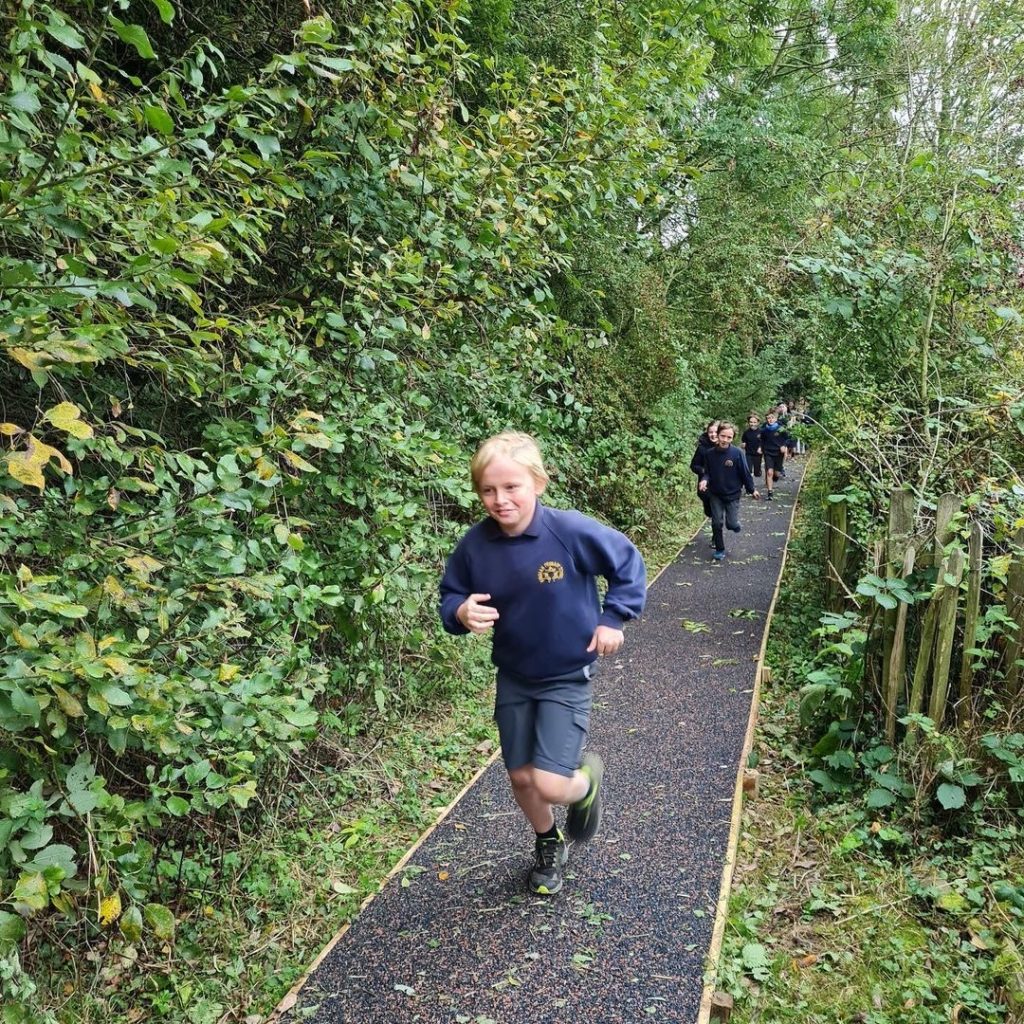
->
699, 445, 755, 500
439, 503, 646, 679
689, 433, 715, 477
759, 423, 790, 456
741, 428, 761, 455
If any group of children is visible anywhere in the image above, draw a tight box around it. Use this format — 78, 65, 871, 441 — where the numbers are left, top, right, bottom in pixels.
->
688, 403, 805, 560
437, 408, 808, 897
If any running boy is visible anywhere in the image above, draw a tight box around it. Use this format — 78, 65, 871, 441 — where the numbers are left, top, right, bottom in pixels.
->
698, 422, 759, 561
439, 432, 646, 895
759, 411, 788, 500
741, 414, 762, 479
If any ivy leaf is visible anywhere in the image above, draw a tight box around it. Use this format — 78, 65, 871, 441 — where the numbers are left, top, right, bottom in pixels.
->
110, 17, 156, 60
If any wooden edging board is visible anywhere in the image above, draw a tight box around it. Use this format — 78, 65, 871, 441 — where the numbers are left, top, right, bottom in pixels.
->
268, 511, 709, 1021
695, 461, 809, 1023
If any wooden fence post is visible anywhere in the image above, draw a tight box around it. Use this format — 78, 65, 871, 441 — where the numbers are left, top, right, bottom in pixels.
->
906, 557, 949, 744
933, 493, 959, 567
927, 547, 966, 728
882, 489, 916, 699
825, 500, 849, 612
1006, 529, 1024, 697
956, 523, 984, 726
884, 543, 917, 745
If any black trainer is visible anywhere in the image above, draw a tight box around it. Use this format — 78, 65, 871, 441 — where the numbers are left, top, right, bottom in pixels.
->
566, 752, 604, 842
530, 830, 568, 895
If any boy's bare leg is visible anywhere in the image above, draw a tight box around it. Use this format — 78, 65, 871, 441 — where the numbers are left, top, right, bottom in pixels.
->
508, 766, 588, 832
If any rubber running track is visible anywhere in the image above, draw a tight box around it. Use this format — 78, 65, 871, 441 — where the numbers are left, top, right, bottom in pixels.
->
272, 463, 803, 1024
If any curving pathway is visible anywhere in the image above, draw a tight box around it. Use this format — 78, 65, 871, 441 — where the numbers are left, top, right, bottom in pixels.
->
272, 462, 804, 1024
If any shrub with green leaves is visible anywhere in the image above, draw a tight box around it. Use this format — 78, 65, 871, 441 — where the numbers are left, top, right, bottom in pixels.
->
0, 1, 768, 998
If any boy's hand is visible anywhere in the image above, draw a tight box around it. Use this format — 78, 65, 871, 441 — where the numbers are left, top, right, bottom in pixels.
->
752, 489, 761, 500
587, 625, 624, 657
698, 479, 708, 492
457, 594, 499, 634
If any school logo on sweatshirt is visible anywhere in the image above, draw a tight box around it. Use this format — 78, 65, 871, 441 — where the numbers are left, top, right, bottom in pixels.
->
537, 561, 565, 583
725, 459, 734, 467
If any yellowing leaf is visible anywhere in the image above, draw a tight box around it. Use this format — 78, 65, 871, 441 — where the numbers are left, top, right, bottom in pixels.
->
0, 422, 24, 436
44, 401, 94, 439
124, 555, 163, 578
293, 431, 332, 449
281, 449, 318, 473
12, 627, 37, 649
8, 348, 48, 372
6, 435, 73, 491
185, 240, 229, 262
218, 663, 240, 682
87, 80, 107, 102
255, 457, 278, 481
99, 891, 122, 927
102, 655, 132, 675
291, 410, 324, 424
6, 453, 45, 490
12, 872, 49, 912
53, 684, 85, 718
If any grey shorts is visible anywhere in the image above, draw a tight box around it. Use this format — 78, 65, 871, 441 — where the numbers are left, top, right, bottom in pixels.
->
494, 665, 594, 778
764, 452, 785, 473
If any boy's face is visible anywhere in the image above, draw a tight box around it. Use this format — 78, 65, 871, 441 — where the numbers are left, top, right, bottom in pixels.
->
748, 417, 759, 427
477, 456, 544, 536
766, 413, 777, 424
717, 428, 735, 449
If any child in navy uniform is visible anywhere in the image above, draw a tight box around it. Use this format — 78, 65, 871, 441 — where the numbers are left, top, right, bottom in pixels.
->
759, 411, 789, 499
741, 414, 762, 479
698, 422, 759, 560
689, 420, 720, 522
439, 432, 646, 895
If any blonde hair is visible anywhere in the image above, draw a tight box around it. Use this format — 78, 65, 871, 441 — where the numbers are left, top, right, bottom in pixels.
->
717, 421, 737, 437
470, 431, 550, 492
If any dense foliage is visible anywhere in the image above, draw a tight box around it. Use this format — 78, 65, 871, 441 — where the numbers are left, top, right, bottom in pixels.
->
0, 1, 795, 1019
710, 1, 1024, 1019
1, 0, 1021, 1019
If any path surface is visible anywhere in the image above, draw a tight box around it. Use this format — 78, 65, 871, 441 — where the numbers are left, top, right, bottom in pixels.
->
275, 463, 803, 1024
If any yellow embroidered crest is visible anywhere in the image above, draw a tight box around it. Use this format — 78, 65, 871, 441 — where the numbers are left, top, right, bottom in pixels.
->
537, 560, 565, 583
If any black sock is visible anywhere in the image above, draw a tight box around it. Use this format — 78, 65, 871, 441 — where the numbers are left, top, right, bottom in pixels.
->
536, 823, 559, 843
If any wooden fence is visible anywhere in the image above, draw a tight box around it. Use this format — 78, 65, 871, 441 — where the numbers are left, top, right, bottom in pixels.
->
825, 489, 1024, 742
